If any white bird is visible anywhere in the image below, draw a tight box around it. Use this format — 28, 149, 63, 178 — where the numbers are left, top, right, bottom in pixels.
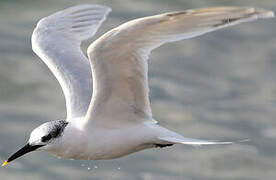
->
2, 4, 274, 166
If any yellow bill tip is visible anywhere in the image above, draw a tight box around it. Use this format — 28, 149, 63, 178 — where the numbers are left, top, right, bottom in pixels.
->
1, 161, 8, 167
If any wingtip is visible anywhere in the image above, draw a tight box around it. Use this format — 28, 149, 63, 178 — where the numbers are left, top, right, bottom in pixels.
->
265, 10, 274, 18
255, 8, 275, 19
77, 4, 112, 12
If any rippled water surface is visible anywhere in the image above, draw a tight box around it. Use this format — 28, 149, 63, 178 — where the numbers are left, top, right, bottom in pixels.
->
0, 0, 276, 179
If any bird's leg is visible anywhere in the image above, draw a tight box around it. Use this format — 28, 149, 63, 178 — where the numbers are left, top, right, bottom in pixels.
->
155, 144, 174, 148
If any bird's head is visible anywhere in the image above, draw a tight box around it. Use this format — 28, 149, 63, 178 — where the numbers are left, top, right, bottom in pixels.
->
2, 120, 68, 167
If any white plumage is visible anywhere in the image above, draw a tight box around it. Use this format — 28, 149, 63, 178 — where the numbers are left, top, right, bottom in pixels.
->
2, 4, 274, 165
32, 4, 111, 118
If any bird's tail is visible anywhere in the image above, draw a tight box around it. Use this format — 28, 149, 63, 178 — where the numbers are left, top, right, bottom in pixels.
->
158, 136, 249, 147
151, 124, 248, 146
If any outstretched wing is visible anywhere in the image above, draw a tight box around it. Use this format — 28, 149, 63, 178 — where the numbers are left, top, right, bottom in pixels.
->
86, 7, 273, 127
32, 5, 111, 118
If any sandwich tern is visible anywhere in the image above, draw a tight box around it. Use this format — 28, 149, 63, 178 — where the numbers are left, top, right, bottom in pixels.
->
2, 4, 274, 166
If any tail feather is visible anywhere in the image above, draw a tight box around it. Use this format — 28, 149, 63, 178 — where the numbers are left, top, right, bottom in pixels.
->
158, 136, 249, 146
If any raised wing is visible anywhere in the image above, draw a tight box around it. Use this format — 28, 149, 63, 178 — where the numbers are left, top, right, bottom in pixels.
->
86, 7, 273, 127
32, 5, 111, 118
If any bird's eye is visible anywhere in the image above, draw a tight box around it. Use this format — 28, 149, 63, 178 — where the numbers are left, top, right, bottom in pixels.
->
41, 134, 52, 142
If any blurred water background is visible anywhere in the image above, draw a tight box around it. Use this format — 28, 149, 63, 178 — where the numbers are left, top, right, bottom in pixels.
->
0, 0, 275, 179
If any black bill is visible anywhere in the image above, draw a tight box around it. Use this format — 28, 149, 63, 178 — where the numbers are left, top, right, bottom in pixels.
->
2, 143, 44, 166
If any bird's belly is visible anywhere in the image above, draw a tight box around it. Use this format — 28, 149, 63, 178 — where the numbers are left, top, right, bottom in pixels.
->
49, 126, 155, 160
86, 141, 152, 160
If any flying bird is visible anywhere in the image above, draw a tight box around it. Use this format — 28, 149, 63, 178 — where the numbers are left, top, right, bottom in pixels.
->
2, 4, 274, 166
